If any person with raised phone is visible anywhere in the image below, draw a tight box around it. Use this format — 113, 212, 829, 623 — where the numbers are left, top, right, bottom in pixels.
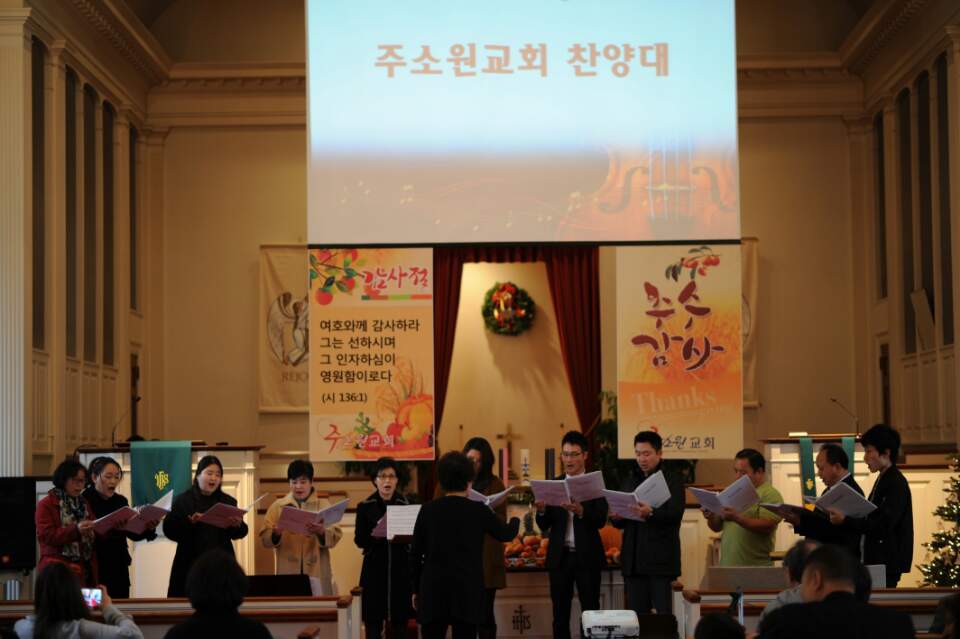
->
164, 455, 248, 597
610, 431, 685, 615
702, 448, 782, 566
534, 430, 608, 639
14, 562, 143, 639
259, 459, 342, 595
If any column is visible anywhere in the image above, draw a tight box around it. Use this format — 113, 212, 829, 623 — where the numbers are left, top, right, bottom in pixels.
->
945, 28, 960, 446
0, 9, 32, 476
142, 127, 168, 439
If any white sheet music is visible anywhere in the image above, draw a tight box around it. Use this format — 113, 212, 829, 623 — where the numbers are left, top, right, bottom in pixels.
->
633, 470, 671, 509
468, 486, 514, 509
602, 489, 643, 521
815, 481, 877, 518
386, 504, 420, 539
691, 475, 760, 514
565, 471, 606, 503
530, 479, 571, 506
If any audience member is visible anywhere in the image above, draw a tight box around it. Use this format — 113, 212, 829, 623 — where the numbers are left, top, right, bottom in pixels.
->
14, 562, 142, 639
757, 544, 914, 638
163, 549, 271, 639
693, 613, 745, 639
758, 539, 819, 622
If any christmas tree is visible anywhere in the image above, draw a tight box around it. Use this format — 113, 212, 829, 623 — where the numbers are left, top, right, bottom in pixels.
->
919, 454, 960, 586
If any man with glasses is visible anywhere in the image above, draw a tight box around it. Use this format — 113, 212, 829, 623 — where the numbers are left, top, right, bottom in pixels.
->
535, 431, 608, 639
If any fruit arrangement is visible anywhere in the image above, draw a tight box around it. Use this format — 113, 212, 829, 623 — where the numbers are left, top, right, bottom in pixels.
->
504, 534, 548, 568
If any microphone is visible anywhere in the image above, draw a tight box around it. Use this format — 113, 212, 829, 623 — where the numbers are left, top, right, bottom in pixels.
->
829, 397, 859, 437
110, 396, 142, 447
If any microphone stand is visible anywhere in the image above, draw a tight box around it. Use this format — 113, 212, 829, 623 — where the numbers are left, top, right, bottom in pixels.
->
829, 397, 860, 438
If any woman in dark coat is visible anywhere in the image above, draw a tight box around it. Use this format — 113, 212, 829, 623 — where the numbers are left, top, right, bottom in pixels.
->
35, 459, 97, 586
411, 451, 520, 639
354, 457, 413, 639
164, 455, 248, 597
82, 456, 159, 599
463, 437, 508, 639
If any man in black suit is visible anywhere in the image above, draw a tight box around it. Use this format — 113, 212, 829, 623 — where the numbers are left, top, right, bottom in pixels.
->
782, 443, 863, 557
535, 430, 608, 639
611, 430, 685, 616
826, 424, 914, 587
757, 544, 914, 638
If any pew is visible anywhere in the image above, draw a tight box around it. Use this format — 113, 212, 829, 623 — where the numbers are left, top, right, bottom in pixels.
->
676, 587, 954, 638
0, 594, 361, 639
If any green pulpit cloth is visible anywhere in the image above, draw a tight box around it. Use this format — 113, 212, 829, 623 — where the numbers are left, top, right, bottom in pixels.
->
842, 436, 856, 474
799, 436, 817, 499
131, 441, 192, 506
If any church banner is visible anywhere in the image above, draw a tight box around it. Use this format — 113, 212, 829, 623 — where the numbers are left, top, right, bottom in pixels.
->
309, 247, 435, 461
616, 244, 742, 459
259, 246, 309, 412
130, 441, 192, 507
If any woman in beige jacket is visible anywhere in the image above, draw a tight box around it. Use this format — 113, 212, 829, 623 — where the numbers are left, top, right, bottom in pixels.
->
259, 460, 342, 594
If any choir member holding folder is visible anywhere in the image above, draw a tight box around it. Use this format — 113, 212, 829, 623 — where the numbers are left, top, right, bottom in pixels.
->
411, 451, 520, 639
165, 455, 248, 596
259, 460, 342, 595
463, 437, 508, 639
354, 457, 413, 639
82, 456, 160, 598
534, 431, 608, 639
610, 431, 685, 615
36, 459, 97, 586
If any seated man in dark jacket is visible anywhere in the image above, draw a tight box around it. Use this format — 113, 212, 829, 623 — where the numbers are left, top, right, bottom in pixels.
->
757, 544, 914, 639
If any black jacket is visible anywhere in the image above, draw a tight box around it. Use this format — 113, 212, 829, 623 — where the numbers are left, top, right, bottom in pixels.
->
793, 473, 863, 558
410, 495, 519, 625
164, 487, 249, 597
611, 463, 685, 577
354, 491, 413, 623
757, 591, 914, 639
164, 611, 272, 639
534, 474, 608, 572
843, 465, 913, 580
82, 486, 157, 598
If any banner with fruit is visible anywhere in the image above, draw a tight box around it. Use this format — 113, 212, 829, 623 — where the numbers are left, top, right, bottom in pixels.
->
616, 244, 743, 459
308, 247, 435, 461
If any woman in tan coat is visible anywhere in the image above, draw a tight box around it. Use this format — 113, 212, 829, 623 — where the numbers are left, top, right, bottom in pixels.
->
259, 460, 342, 594
463, 437, 508, 639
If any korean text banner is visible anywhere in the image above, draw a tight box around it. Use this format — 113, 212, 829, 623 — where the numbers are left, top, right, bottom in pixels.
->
306, 0, 739, 244
309, 248, 435, 461
616, 245, 742, 459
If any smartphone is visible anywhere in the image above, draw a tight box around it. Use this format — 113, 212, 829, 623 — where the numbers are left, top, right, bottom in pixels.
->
80, 587, 102, 609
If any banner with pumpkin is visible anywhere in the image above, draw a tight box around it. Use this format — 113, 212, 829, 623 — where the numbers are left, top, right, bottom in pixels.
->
308, 247, 435, 461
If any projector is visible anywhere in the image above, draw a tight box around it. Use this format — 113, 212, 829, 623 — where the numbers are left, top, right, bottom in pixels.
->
581, 610, 640, 638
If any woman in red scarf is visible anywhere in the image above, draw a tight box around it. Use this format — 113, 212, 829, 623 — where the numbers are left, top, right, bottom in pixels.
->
36, 459, 98, 586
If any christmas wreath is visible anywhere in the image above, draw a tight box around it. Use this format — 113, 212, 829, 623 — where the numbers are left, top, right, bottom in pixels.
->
482, 282, 536, 336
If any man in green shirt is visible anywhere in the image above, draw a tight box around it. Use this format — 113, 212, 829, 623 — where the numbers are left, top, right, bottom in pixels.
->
704, 448, 783, 566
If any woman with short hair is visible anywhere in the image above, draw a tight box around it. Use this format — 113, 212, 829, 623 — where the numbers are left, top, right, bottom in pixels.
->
411, 451, 521, 639
36, 459, 97, 586
163, 549, 271, 639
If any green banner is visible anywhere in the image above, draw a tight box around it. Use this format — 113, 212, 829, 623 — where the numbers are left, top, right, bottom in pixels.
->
842, 436, 856, 475
799, 436, 817, 500
131, 441, 192, 506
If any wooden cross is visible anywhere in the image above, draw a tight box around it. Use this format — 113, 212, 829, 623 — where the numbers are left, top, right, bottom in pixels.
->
496, 422, 521, 479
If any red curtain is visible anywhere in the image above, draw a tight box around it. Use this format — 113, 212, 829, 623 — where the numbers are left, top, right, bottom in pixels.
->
423, 246, 601, 498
